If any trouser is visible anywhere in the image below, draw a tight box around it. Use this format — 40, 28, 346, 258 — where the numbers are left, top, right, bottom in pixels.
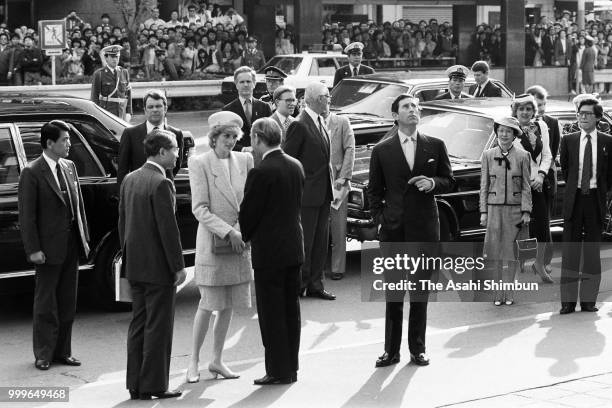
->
330, 196, 348, 275
301, 203, 330, 291
33, 229, 79, 361
530, 189, 553, 265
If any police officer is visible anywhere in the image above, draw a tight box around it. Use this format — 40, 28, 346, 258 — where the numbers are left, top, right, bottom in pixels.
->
242, 36, 266, 71
434, 65, 472, 100
259, 66, 287, 112
91, 45, 132, 122
332, 41, 375, 87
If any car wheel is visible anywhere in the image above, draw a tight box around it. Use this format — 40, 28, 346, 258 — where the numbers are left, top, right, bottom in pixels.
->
91, 238, 131, 312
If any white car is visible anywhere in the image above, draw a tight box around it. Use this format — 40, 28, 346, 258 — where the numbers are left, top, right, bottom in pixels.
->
221, 52, 348, 102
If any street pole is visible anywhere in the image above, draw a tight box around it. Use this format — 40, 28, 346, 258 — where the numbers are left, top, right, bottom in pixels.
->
577, 0, 585, 31
51, 55, 56, 86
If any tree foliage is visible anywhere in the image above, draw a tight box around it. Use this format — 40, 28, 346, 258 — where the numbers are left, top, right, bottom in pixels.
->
112, 0, 158, 32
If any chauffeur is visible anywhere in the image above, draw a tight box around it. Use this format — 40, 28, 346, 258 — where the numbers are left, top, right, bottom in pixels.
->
434, 65, 472, 100
332, 41, 375, 88
91, 45, 133, 122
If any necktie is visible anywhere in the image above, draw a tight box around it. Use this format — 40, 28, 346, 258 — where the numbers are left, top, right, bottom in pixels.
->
475, 85, 481, 97
353, 67, 358, 77
403, 136, 415, 169
244, 99, 252, 125
153, 126, 159, 132
56, 163, 74, 218
581, 134, 592, 193
283, 116, 290, 130
318, 116, 330, 145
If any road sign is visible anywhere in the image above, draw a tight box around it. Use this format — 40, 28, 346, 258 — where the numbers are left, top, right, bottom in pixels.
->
38, 20, 66, 52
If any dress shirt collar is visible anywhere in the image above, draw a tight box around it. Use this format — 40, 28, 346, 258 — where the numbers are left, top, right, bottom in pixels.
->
239, 95, 253, 106
305, 106, 321, 125
42, 151, 58, 170
350, 64, 361, 74
398, 128, 417, 143
275, 111, 288, 124
581, 129, 597, 142
146, 160, 166, 175
146, 121, 165, 135
262, 146, 282, 160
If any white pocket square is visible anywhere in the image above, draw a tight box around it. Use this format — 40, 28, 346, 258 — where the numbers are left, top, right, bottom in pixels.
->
427, 158, 435, 163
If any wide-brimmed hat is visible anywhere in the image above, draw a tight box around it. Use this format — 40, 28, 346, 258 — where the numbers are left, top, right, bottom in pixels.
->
511, 93, 537, 111
494, 116, 522, 135
208, 111, 243, 128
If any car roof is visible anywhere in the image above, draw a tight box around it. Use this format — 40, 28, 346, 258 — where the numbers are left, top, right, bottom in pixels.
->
0, 94, 91, 115
271, 53, 347, 58
346, 72, 484, 85
421, 97, 576, 118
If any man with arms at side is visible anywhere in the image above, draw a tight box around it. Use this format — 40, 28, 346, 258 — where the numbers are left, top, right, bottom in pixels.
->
333, 41, 375, 88
323, 109, 355, 280
368, 96, 454, 368
259, 66, 287, 112
119, 130, 187, 400
223, 66, 272, 152
468, 60, 502, 97
283, 82, 336, 300
435, 65, 471, 100
240, 117, 305, 385
117, 89, 184, 186
270, 85, 297, 143
91, 45, 132, 122
559, 97, 612, 315
18, 120, 90, 370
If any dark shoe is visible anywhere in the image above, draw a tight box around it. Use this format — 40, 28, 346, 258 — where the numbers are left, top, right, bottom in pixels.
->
331, 273, 344, 280
128, 390, 139, 400
375, 352, 400, 368
306, 289, 336, 300
34, 359, 50, 370
410, 353, 430, 366
140, 390, 182, 400
53, 356, 81, 366
560, 306, 576, 315
253, 374, 294, 385
581, 306, 599, 312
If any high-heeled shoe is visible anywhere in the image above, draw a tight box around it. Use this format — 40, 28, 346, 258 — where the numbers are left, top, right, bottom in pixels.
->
208, 363, 239, 379
532, 263, 554, 284
505, 297, 515, 306
185, 365, 200, 383
493, 291, 503, 306
544, 264, 552, 274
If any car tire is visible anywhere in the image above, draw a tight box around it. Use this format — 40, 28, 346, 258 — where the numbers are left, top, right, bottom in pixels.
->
91, 238, 131, 312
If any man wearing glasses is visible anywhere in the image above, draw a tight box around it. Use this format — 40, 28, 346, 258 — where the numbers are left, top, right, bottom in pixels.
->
559, 97, 612, 315
270, 85, 297, 143
91, 45, 133, 122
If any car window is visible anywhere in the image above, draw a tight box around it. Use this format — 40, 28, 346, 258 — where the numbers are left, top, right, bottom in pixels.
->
70, 119, 119, 176
330, 80, 409, 118
314, 58, 337, 76
259, 56, 302, 75
419, 109, 494, 161
17, 123, 105, 177
414, 89, 446, 102
0, 128, 19, 184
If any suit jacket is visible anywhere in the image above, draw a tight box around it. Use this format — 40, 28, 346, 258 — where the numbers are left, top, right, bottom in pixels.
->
223, 97, 272, 150
118, 163, 184, 286
333, 64, 375, 87
18, 156, 90, 265
188, 151, 254, 286
434, 91, 472, 100
581, 46, 596, 72
240, 150, 305, 270
542, 114, 561, 196
282, 110, 333, 207
560, 131, 612, 223
270, 111, 295, 143
468, 81, 502, 97
367, 128, 455, 241
554, 38, 570, 66
117, 122, 184, 186
327, 113, 355, 181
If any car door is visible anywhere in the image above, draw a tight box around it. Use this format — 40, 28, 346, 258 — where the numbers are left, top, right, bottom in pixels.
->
310, 57, 338, 88
0, 124, 29, 275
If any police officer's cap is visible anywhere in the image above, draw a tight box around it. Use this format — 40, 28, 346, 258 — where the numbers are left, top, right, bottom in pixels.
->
246, 36, 257, 43
344, 42, 364, 54
264, 66, 287, 80
208, 111, 243, 129
445, 65, 470, 80
102, 45, 123, 56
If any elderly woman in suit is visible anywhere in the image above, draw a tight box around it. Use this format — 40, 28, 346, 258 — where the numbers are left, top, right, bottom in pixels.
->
185, 111, 254, 383
511, 94, 554, 284
480, 117, 532, 305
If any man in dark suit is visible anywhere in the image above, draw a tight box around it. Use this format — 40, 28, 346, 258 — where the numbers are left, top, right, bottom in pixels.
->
333, 41, 375, 87
240, 117, 305, 385
283, 82, 336, 300
119, 129, 186, 400
223, 66, 272, 151
468, 61, 502, 97
18, 120, 90, 371
117, 89, 184, 186
368, 95, 454, 367
559, 97, 612, 315
527, 85, 561, 274
435, 65, 472, 100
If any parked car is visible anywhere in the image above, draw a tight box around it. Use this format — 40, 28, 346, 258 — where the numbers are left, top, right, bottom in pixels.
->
0, 95, 197, 309
345, 97, 607, 242
221, 52, 348, 103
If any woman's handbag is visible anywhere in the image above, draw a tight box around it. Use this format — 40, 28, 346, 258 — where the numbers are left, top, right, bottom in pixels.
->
213, 234, 233, 254
514, 222, 537, 272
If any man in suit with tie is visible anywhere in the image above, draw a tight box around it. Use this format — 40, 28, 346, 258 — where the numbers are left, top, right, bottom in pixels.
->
223, 66, 273, 152
559, 97, 612, 315
368, 95, 454, 367
283, 82, 336, 300
270, 85, 297, 143
333, 42, 375, 88
435, 65, 472, 100
468, 61, 502, 97
18, 120, 90, 371
323, 109, 355, 281
119, 129, 187, 400
240, 117, 305, 385
117, 89, 184, 186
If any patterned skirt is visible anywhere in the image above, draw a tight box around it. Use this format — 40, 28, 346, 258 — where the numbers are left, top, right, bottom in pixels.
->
483, 205, 528, 262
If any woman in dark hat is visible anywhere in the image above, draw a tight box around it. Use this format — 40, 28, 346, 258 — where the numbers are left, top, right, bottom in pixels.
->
480, 117, 532, 305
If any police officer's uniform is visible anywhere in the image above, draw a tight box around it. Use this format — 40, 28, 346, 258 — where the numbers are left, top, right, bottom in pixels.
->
434, 65, 472, 100
242, 36, 266, 71
259, 66, 287, 112
91, 45, 132, 120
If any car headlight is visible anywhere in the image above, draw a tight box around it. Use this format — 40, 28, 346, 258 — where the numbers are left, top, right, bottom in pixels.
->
348, 189, 364, 209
